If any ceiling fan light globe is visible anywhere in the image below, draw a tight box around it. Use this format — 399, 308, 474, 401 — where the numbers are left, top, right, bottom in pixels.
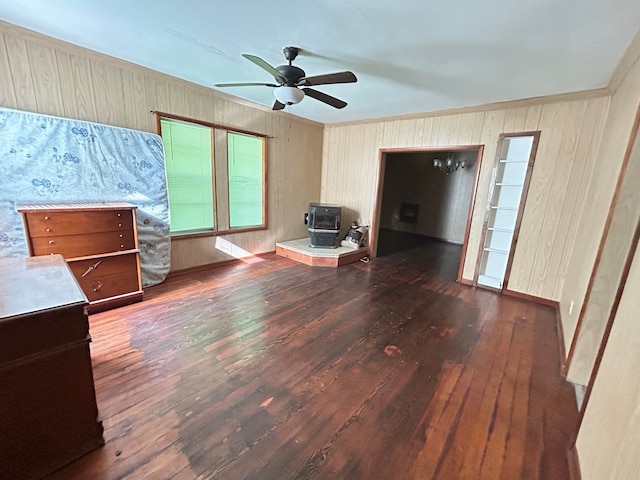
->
274, 86, 304, 105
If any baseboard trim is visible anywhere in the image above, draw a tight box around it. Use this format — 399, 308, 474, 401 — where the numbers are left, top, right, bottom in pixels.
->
551, 304, 569, 374
503, 289, 559, 308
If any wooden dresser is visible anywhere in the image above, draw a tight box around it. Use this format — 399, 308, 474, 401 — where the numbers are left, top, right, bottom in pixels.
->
0, 255, 104, 480
19, 202, 143, 313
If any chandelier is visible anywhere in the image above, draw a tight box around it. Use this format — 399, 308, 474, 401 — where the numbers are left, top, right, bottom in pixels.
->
433, 154, 466, 175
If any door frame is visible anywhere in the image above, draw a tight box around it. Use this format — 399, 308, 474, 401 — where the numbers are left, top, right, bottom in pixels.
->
370, 145, 484, 284
473, 131, 541, 292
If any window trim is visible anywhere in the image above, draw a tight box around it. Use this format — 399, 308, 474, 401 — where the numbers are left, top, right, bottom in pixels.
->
155, 111, 268, 239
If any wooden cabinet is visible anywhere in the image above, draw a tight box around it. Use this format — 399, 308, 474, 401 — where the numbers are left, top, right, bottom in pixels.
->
0, 255, 104, 480
19, 202, 144, 313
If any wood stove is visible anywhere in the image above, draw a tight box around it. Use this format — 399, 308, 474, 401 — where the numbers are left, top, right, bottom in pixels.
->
305, 203, 342, 248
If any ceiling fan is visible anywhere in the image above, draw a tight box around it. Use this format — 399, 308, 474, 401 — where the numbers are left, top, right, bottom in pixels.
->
214, 47, 357, 110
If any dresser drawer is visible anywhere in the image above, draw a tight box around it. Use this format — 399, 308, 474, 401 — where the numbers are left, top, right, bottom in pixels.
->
68, 254, 140, 303
25, 210, 134, 237
30, 231, 136, 258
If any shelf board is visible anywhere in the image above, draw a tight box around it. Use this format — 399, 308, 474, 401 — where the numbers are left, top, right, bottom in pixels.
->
490, 206, 518, 211
483, 247, 509, 254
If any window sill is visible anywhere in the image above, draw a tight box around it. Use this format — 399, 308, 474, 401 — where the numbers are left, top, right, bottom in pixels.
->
170, 225, 267, 240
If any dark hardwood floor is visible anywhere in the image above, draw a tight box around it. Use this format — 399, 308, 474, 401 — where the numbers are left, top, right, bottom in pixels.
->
44, 240, 578, 480
376, 228, 443, 257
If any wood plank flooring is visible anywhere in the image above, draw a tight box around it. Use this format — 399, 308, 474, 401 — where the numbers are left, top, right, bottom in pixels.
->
44, 240, 578, 480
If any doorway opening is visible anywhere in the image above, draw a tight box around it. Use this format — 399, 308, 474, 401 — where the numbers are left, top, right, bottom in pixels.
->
371, 146, 483, 282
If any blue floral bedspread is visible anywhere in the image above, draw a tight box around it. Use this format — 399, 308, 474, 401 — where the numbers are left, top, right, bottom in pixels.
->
0, 107, 170, 286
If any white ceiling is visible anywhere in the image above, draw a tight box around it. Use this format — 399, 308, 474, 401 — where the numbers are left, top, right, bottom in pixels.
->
2, 1, 640, 124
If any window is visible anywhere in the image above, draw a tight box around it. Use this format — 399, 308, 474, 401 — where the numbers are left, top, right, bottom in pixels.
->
228, 133, 264, 228
158, 114, 267, 237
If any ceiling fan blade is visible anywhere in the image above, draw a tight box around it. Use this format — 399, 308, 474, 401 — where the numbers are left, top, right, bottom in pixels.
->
302, 88, 347, 109
242, 54, 286, 83
272, 100, 286, 111
298, 71, 357, 87
214, 82, 278, 87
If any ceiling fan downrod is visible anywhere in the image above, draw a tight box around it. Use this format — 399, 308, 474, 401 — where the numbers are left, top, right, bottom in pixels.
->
283, 46, 299, 65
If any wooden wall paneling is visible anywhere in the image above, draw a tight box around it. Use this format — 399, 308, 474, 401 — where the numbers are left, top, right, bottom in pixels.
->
507, 103, 568, 294
400, 118, 418, 147
227, 96, 244, 128
502, 107, 521, 133
214, 97, 230, 125
26, 40, 65, 117
559, 65, 640, 353
91, 61, 126, 127
193, 88, 213, 126
3, 32, 37, 112
144, 76, 159, 120
55, 51, 79, 119
243, 101, 267, 137
421, 117, 435, 145
168, 82, 187, 118
392, 120, 413, 148
320, 126, 331, 201
0, 33, 18, 108
69, 55, 97, 122
370, 150, 387, 256
153, 78, 172, 117
381, 120, 396, 147
367, 123, 386, 228
568, 104, 640, 387
332, 125, 348, 205
169, 236, 194, 270
523, 104, 543, 131
213, 129, 230, 232
339, 124, 363, 229
449, 114, 463, 145
549, 97, 610, 299
182, 87, 198, 123
576, 238, 640, 480
413, 116, 426, 145
513, 106, 530, 132
120, 71, 138, 130
456, 112, 476, 145
131, 71, 153, 132
471, 111, 485, 144
437, 115, 453, 146
429, 116, 442, 145
265, 113, 282, 237
528, 100, 587, 298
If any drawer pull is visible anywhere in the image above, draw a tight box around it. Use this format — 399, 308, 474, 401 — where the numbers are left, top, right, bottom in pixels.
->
119, 234, 123, 238
118, 223, 122, 227
44, 216, 50, 220
48, 240, 55, 245
120, 244, 124, 248
46, 228, 51, 232
117, 213, 121, 217
81, 259, 103, 277
93, 281, 103, 292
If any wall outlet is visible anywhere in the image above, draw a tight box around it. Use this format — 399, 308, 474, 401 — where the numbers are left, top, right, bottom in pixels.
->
569, 300, 575, 316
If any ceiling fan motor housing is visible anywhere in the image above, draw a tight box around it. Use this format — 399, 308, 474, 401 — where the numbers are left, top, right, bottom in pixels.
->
276, 65, 305, 86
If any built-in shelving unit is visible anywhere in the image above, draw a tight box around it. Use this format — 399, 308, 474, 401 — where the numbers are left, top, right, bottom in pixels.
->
477, 134, 539, 289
